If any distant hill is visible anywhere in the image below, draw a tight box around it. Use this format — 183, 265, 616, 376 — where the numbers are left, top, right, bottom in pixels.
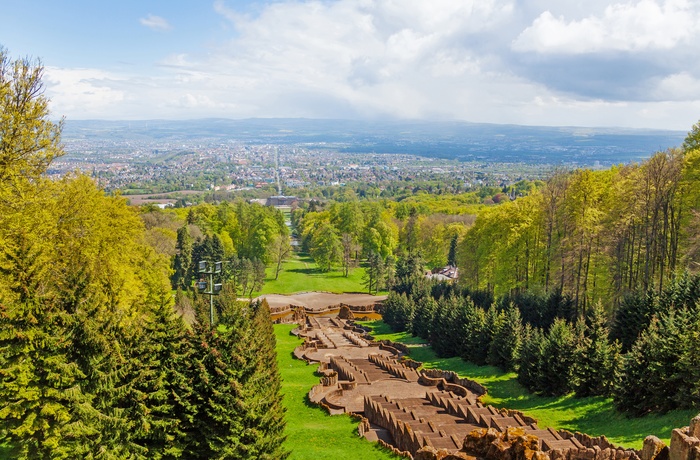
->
62, 118, 686, 166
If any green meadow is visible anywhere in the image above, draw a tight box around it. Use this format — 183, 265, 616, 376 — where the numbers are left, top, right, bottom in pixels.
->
274, 324, 399, 460
360, 320, 696, 450
257, 252, 373, 295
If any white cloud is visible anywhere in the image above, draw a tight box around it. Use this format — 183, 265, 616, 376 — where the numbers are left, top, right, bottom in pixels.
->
40, 0, 700, 129
513, 0, 700, 54
653, 72, 700, 101
44, 67, 126, 117
139, 14, 172, 31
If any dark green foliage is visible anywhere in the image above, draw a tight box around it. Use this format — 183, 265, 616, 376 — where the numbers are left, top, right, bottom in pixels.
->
381, 291, 414, 332
430, 295, 461, 358
410, 296, 437, 340
237, 300, 288, 459
498, 289, 575, 330
517, 325, 547, 392
123, 299, 192, 459
0, 300, 91, 459
393, 253, 425, 295
459, 302, 490, 365
537, 318, 580, 396
614, 310, 696, 416
610, 290, 657, 353
447, 235, 458, 267
487, 303, 523, 372
572, 303, 621, 397
172, 225, 193, 290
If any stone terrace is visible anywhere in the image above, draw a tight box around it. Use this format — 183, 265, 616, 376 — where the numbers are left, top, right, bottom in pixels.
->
292, 313, 666, 460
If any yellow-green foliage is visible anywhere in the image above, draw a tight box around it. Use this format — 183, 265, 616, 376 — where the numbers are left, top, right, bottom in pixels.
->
460, 148, 699, 309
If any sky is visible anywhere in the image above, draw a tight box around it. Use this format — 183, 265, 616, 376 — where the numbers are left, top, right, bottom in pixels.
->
2, 0, 700, 130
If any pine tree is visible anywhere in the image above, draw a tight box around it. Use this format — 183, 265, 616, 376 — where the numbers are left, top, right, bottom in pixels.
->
447, 235, 458, 267
610, 290, 656, 353
183, 322, 245, 459
233, 299, 288, 459
488, 303, 524, 372
538, 318, 579, 396
517, 324, 546, 392
0, 300, 91, 459
122, 299, 192, 459
172, 226, 193, 290
459, 302, 490, 365
614, 310, 693, 415
572, 302, 620, 397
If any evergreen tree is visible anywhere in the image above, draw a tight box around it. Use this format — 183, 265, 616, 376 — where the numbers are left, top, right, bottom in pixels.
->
517, 325, 546, 392
232, 299, 288, 459
610, 290, 657, 353
459, 302, 490, 365
614, 310, 693, 415
122, 299, 192, 459
538, 318, 579, 396
0, 300, 91, 459
410, 296, 437, 340
172, 225, 193, 290
431, 295, 460, 358
487, 303, 524, 372
381, 291, 414, 332
572, 302, 620, 397
183, 322, 245, 459
447, 235, 458, 267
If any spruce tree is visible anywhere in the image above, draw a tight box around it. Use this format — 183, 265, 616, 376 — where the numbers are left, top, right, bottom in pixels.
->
517, 324, 546, 392
538, 318, 579, 396
488, 303, 524, 372
122, 299, 192, 459
172, 226, 193, 290
614, 310, 693, 415
572, 303, 620, 397
232, 299, 288, 459
183, 322, 245, 459
0, 300, 91, 459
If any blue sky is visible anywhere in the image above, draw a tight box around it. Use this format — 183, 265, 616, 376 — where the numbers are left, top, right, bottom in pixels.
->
2, 0, 699, 129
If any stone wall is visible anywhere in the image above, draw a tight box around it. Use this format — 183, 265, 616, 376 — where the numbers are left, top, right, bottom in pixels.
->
642, 415, 700, 460
420, 368, 488, 397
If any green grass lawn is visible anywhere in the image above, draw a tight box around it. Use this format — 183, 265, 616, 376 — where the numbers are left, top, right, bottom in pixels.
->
258, 252, 374, 295
275, 324, 399, 459
360, 320, 696, 450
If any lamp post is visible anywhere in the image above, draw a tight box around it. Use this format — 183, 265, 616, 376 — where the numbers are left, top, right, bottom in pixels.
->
198, 260, 222, 326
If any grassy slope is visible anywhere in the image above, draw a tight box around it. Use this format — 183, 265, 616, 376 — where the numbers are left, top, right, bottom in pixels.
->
258, 253, 371, 295
361, 320, 696, 450
275, 324, 399, 460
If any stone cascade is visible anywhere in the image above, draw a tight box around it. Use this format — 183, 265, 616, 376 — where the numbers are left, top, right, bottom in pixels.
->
313, 330, 335, 349
368, 353, 420, 382
343, 329, 370, 347
364, 391, 591, 458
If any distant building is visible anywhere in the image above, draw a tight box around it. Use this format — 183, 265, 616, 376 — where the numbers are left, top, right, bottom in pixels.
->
266, 195, 298, 207
426, 265, 459, 282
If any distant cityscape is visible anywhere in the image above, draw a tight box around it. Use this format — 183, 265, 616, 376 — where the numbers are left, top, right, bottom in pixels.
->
51, 119, 686, 196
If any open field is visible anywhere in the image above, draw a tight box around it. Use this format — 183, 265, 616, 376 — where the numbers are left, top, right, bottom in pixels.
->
360, 320, 697, 450
258, 253, 374, 295
274, 324, 399, 460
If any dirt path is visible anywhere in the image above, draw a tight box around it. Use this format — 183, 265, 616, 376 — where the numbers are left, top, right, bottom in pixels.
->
256, 292, 386, 312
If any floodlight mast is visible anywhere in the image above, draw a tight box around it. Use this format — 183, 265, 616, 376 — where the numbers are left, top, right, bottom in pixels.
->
198, 260, 222, 326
